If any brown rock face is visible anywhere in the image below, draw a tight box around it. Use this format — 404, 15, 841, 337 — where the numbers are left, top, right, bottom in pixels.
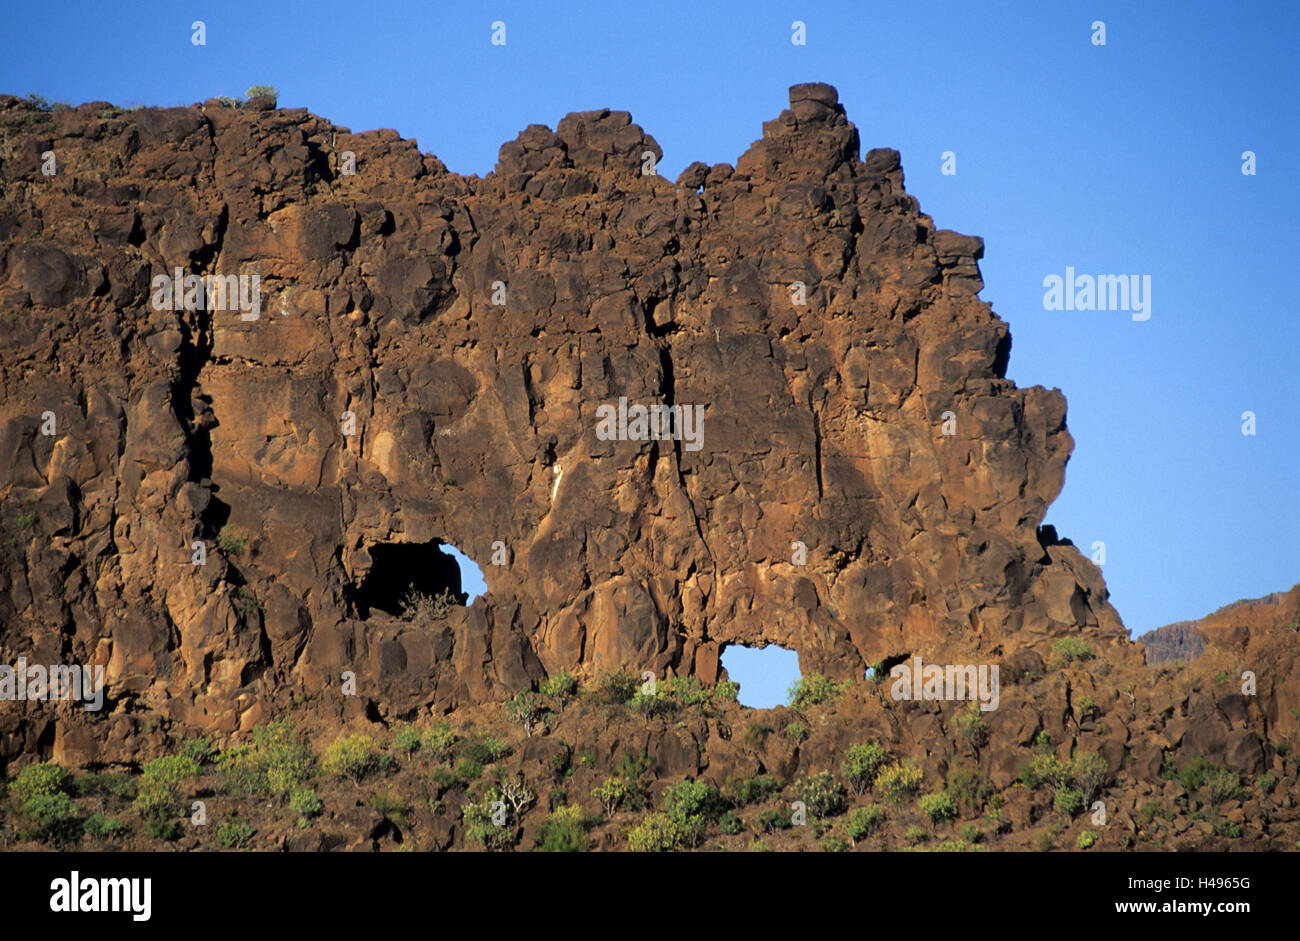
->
1141, 620, 1206, 664
0, 84, 1132, 758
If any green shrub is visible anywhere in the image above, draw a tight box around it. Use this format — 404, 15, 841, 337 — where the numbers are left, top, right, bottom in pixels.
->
233, 587, 262, 616
289, 787, 322, 822
592, 777, 630, 815
875, 758, 923, 804
145, 818, 180, 840
663, 778, 717, 846
179, 736, 215, 766
368, 791, 408, 826
455, 759, 482, 782
217, 821, 256, 848
1077, 830, 1097, 850
954, 703, 990, 752
1053, 787, 1084, 817
540, 671, 577, 704
719, 811, 744, 835
841, 742, 886, 794
713, 679, 740, 701
216, 527, 248, 554
422, 723, 456, 761
594, 671, 639, 705
144, 754, 203, 789
256, 722, 316, 794
722, 773, 779, 808
20, 792, 80, 841
843, 804, 885, 843
321, 733, 384, 782
393, 725, 422, 758
794, 770, 846, 818
784, 721, 808, 741
961, 822, 983, 844
9, 762, 69, 805
748, 837, 771, 852
1140, 800, 1163, 824
430, 766, 458, 791
631, 689, 675, 718
788, 673, 844, 708
462, 799, 514, 850
535, 804, 591, 852
1257, 772, 1277, 795
1213, 819, 1242, 838
742, 721, 772, 745
753, 807, 792, 833
617, 749, 651, 781
73, 771, 136, 800
459, 737, 510, 765
919, 790, 959, 823
903, 824, 926, 845
819, 832, 851, 852
1052, 637, 1094, 664
245, 85, 278, 100
506, 690, 546, 735
219, 719, 314, 796
133, 755, 200, 820
1020, 752, 1069, 791
660, 676, 709, 708
1072, 751, 1108, 804
946, 762, 993, 813
1176, 757, 1214, 791
82, 812, 128, 839
627, 812, 680, 852
1205, 768, 1244, 805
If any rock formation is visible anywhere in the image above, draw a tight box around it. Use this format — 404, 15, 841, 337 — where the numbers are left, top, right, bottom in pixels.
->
0, 81, 1287, 831
1141, 621, 1206, 665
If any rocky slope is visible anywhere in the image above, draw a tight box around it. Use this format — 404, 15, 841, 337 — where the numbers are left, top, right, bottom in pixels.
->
0, 85, 1295, 852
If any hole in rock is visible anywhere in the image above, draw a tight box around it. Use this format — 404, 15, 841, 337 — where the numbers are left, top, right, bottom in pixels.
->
440, 543, 486, 604
356, 539, 481, 618
720, 644, 801, 709
874, 652, 911, 683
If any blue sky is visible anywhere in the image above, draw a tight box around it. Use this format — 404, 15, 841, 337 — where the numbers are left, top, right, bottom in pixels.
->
5, 2, 1296, 706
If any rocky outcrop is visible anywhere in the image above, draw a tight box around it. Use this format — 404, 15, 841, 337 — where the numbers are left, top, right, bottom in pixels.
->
1141, 621, 1205, 664
0, 83, 1182, 764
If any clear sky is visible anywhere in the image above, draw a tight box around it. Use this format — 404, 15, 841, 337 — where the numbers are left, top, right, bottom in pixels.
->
4, 1, 1295, 669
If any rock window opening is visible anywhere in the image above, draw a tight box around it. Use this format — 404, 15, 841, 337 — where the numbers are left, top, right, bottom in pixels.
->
356, 539, 482, 619
719, 643, 801, 709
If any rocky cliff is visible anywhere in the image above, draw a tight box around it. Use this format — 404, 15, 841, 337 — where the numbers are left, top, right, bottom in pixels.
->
0, 82, 1133, 758
0, 85, 1296, 856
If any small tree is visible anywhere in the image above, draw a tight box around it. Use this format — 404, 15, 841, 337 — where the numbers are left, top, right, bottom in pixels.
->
592, 777, 629, 815
506, 690, 545, 736
841, 743, 886, 795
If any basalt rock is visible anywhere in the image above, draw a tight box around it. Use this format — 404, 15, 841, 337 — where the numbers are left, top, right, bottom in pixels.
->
1, 84, 1143, 763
